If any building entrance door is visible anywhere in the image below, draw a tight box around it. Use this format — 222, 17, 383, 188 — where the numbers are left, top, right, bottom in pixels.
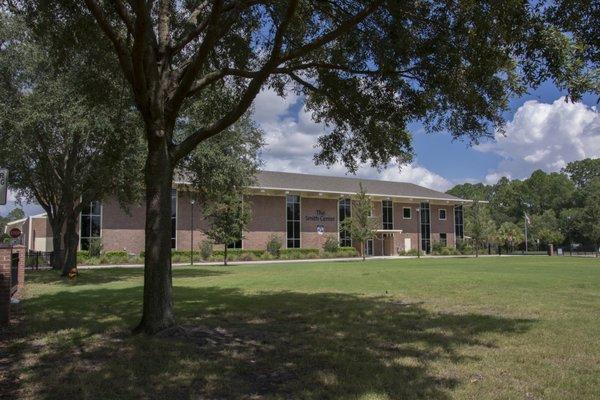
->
366, 239, 374, 256
383, 235, 394, 256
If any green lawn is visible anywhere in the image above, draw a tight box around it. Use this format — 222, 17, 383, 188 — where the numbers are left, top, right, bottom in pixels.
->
6, 256, 600, 399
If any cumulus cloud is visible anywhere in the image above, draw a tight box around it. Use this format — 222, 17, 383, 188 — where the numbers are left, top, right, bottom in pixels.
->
477, 97, 600, 181
253, 89, 453, 192
0, 190, 43, 218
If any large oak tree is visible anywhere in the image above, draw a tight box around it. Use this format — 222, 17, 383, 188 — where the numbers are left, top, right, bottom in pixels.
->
24, 0, 590, 333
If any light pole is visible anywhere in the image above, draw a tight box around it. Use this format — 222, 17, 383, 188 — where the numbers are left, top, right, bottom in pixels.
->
190, 198, 195, 266
416, 206, 421, 259
567, 215, 573, 256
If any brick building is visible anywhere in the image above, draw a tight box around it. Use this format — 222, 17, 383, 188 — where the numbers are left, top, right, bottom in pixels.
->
6, 170, 468, 256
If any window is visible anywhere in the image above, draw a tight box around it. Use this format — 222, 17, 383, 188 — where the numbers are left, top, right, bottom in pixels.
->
439, 208, 447, 220
403, 207, 412, 219
171, 189, 177, 249
80, 201, 101, 250
382, 200, 393, 230
286, 195, 300, 248
440, 233, 447, 246
339, 198, 352, 247
227, 240, 242, 249
454, 205, 464, 240
420, 202, 431, 253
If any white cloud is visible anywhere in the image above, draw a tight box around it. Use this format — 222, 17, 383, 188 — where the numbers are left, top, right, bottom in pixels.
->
253, 90, 453, 192
477, 97, 600, 180
0, 190, 43, 217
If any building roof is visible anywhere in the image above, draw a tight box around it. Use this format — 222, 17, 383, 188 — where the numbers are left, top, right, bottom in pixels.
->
249, 170, 465, 202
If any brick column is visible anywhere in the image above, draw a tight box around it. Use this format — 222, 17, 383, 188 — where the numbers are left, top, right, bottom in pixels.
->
0, 245, 25, 325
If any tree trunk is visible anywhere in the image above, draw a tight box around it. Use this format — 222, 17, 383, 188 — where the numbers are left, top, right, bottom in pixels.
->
49, 218, 64, 271
362, 241, 366, 261
134, 135, 176, 334
62, 214, 79, 276
224, 246, 228, 266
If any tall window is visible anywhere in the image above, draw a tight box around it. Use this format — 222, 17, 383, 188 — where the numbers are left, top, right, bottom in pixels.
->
420, 202, 431, 253
286, 195, 300, 248
339, 198, 352, 247
171, 189, 177, 249
382, 200, 393, 230
80, 201, 101, 250
454, 205, 464, 240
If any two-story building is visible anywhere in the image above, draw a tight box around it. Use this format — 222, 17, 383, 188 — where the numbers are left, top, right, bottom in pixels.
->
7, 170, 468, 255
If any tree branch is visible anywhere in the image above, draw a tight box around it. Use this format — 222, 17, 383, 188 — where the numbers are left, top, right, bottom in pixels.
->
171, 0, 299, 161
281, 0, 383, 63
84, 0, 135, 83
110, 0, 135, 34
167, 1, 226, 118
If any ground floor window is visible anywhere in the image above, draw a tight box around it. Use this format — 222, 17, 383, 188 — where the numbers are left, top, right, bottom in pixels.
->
80, 201, 101, 250
440, 233, 447, 246
420, 202, 431, 253
339, 198, 352, 247
286, 195, 300, 248
454, 205, 464, 240
227, 239, 242, 249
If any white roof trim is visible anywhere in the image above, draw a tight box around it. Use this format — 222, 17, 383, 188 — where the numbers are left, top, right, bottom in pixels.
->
174, 180, 475, 203
5, 217, 27, 225
247, 185, 469, 203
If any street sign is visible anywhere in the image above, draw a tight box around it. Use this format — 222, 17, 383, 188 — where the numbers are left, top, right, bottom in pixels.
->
0, 169, 7, 205
9, 227, 21, 238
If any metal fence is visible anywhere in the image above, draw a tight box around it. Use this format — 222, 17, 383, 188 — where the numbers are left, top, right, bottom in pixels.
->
25, 250, 52, 270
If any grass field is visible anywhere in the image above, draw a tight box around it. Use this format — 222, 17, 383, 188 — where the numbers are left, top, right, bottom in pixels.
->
4, 256, 600, 399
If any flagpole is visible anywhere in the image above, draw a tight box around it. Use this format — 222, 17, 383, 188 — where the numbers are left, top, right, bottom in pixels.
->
524, 214, 528, 252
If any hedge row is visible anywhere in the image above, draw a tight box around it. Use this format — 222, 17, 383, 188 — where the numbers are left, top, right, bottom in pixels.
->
77, 246, 359, 265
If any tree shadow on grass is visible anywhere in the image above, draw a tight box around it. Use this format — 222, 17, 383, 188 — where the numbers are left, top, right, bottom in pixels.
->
10, 285, 535, 400
25, 267, 228, 286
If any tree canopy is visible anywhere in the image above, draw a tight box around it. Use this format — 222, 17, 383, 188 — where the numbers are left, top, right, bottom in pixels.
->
0, 12, 144, 273
448, 159, 600, 253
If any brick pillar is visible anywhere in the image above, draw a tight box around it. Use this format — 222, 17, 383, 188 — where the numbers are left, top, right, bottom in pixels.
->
0, 245, 25, 325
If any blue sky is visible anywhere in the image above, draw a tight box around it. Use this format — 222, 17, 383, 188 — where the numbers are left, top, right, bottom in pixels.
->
410, 82, 599, 183
2, 81, 599, 217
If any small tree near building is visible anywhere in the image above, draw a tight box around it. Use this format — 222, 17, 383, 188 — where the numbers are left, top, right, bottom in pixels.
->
340, 184, 378, 261
580, 177, 600, 257
204, 194, 250, 266
465, 200, 496, 257
497, 222, 524, 253
530, 210, 565, 250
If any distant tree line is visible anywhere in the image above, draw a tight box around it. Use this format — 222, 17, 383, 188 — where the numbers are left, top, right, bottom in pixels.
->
447, 158, 600, 254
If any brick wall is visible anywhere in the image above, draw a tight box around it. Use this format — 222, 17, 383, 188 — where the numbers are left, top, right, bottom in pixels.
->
0, 245, 25, 325
300, 197, 338, 249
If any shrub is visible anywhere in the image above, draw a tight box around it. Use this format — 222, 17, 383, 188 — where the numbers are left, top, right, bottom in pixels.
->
336, 246, 358, 257
279, 248, 320, 259
266, 234, 283, 257
398, 248, 423, 256
199, 240, 213, 260
431, 241, 444, 254
322, 235, 340, 253
239, 252, 258, 261
88, 238, 103, 257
